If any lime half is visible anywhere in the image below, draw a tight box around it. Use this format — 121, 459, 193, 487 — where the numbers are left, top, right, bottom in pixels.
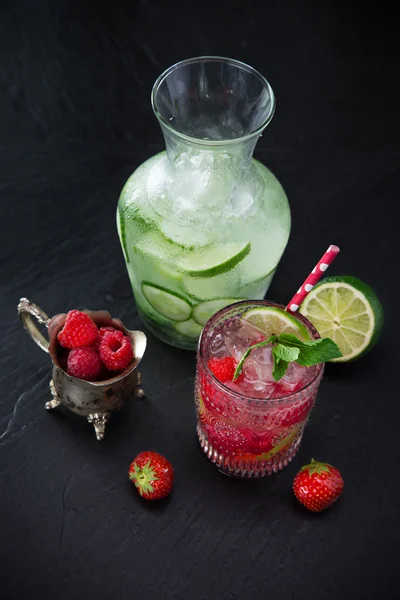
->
179, 241, 251, 278
299, 275, 383, 362
241, 306, 311, 341
141, 283, 192, 322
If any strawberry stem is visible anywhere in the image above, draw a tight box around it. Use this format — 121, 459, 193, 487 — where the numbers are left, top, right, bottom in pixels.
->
301, 458, 332, 475
129, 460, 159, 496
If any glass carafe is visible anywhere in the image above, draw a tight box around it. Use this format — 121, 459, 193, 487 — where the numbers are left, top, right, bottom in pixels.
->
117, 57, 290, 350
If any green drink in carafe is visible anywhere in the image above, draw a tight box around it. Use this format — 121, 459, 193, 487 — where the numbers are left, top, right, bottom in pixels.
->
117, 57, 290, 350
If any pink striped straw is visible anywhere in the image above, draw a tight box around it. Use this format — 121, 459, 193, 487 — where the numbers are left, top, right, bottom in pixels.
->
286, 245, 340, 313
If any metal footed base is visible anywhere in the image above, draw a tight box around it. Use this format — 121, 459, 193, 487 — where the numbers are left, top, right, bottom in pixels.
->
45, 380, 61, 410
45, 376, 146, 440
87, 412, 110, 441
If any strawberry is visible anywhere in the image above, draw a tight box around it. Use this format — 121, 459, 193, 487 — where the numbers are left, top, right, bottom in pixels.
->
208, 356, 244, 383
129, 451, 174, 501
293, 458, 344, 512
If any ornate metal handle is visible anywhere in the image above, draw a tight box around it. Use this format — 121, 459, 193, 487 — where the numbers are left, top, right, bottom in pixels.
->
18, 297, 51, 353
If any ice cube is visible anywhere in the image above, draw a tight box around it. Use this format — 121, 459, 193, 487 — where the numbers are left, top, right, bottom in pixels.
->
226, 378, 275, 400
224, 324, 248, 362
244, 346, 274, 381
224, 321, 264, 362
279, 361, 308, 392
208, 331, 228, 358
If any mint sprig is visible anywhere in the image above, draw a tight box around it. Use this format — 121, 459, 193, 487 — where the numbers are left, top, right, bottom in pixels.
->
233, 333, 342, 382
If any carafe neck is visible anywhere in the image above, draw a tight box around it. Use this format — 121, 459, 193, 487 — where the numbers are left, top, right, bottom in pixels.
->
161, 125, 259, 171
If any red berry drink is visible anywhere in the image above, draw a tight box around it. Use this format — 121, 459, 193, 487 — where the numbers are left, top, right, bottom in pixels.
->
195, 300, 324, 477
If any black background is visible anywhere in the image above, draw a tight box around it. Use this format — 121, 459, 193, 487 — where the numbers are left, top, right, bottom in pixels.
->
1, 1, 399, 599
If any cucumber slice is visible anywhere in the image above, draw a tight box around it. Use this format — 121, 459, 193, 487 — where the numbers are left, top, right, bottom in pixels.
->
141, 283, 192, 322
173, 319, 203, 338
179, 242, 251, 277
116, 208, 129, 263
193, 298, 246, 326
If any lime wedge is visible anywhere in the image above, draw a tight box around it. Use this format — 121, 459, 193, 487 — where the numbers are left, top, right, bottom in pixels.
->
141, 283, 192, 322
173, 319, 203, 339
179, 242, 251, 278
299, 275, 383, 362
241, 306, 311, 341
193, 298, 246, 326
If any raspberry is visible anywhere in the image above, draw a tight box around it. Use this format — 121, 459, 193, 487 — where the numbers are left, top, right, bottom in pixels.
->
99, 326, 119, 337
91, 326, 119, 351
99, 330, 133, 371
57, 310, 98, 349
67, 347, 103, 381
208, 356, 238, 383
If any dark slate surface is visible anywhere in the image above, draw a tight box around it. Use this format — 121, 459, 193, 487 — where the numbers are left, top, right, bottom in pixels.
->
1, 1, 399, 599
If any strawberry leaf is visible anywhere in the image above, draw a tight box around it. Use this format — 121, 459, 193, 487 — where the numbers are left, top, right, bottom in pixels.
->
301, 458, 333, 475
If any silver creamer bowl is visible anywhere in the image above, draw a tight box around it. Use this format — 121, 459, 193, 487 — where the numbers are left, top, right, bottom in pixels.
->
18, 298, 147, 440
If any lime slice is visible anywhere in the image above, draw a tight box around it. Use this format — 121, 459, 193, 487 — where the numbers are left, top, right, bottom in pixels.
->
141, 283, 192, 322
179, 242, 251, 278
242, 306, 311, 341
299, 275, 383, 362
133, 233, 183, 286
135, 232, 181, 261
193, 298, 246, 326
116, 208, 129, 263
173, 319, 203, 339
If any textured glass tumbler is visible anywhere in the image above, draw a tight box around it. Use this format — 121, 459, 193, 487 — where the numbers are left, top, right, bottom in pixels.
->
195, 301, 324, 478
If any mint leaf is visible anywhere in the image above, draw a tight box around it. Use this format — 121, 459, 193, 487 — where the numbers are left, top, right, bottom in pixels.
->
295, 337, 342, 366
278, 333, 311, 348
272, 357, 289, 381
273, 343, 300, 363
278, 333, 342, 365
